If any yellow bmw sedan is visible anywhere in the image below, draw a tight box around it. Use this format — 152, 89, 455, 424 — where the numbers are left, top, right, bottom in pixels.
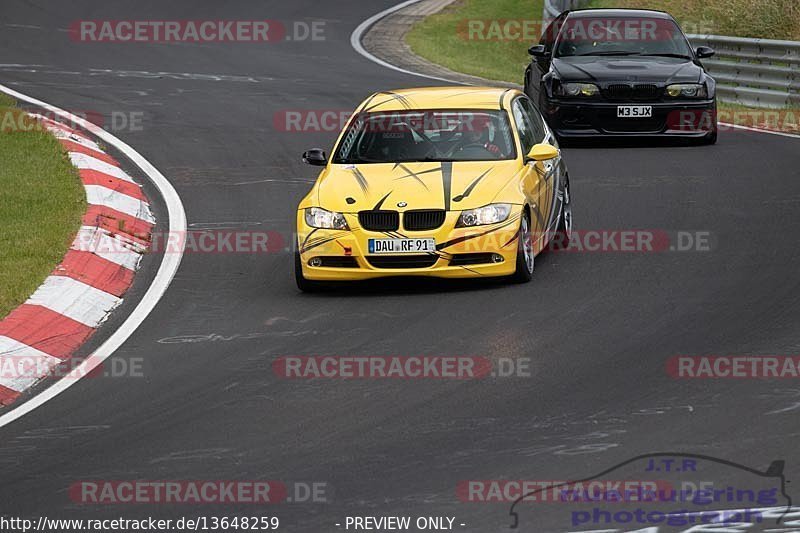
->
294, 87, 573, 291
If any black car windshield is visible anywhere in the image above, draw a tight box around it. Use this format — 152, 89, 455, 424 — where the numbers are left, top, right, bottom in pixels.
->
333, 109, 517, 164
554, 16, 693, 58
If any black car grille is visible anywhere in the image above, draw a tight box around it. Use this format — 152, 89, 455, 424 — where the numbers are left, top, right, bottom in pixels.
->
633, 84, 661, 100
403, 210, 446, 231
605, 83, 661, 101
605, 84, 631, 100
366, 255, 438, 269
358, 211, 399, 231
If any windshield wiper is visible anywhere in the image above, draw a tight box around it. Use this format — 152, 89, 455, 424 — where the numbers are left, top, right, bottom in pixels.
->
337, 157, 384, 164
639, 53, 692, 59
402, 157, 455, 162
573, 51, 642, 56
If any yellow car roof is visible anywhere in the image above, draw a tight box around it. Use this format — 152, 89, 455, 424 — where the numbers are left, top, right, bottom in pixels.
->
356, 87, 520, 113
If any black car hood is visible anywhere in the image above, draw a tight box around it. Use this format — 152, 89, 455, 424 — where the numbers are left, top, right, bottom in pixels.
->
552, 56, 703, 84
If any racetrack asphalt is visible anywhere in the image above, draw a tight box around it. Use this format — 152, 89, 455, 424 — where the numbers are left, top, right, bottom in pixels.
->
1, 1, 799, 531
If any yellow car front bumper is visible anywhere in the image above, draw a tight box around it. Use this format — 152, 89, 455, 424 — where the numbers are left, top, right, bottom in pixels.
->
296, 209, 524, 281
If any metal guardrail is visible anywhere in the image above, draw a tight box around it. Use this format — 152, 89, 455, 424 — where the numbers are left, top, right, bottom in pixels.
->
543, 0, 584, 21
542, 0, 800, 108
686, 34, 800, 108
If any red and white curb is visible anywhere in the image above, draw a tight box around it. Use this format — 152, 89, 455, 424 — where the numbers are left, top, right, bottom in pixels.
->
0, 115, 154, 406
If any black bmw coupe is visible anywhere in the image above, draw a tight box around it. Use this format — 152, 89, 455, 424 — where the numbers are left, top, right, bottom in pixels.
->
525, 9, 718, 144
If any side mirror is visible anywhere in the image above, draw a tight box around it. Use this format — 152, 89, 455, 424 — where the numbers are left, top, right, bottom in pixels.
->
302, 148, 327, 166
526, 143, 559, 163
695, 46, 715, 59
528, 44, 548, 57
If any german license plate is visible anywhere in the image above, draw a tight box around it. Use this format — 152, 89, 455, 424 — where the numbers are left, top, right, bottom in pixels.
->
368, 238, 435, 254
617, 105, 653, 118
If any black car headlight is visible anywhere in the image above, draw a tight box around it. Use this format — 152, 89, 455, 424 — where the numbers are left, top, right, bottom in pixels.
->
666, 83, 708, 99
554, 82, 600, 98
305, 207, 349, 230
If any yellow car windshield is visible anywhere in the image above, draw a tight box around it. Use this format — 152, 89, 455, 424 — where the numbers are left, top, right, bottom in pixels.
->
333, 109, 517, 164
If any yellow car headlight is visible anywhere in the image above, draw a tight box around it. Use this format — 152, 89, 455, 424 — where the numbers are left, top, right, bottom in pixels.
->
456, 204, 512, 227
305, 207, 349, 230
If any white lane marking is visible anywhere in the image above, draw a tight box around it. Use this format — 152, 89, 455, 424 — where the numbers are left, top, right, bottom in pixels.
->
0, 336, 61, 392
4, 24, 42, 30
26, 276, 122, 328
71, 226, 144, 270
719, 121, 800, 140
0, 83, 187, 429
350, 0, 465, 84
84, 184, 155, 223
767, 401, 800, 415
350, 0, 800, 141
69, 152, 136, 183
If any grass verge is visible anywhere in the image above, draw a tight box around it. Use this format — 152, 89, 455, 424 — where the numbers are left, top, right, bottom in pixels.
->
0, 93, 86, 319
406, 0, 544, 83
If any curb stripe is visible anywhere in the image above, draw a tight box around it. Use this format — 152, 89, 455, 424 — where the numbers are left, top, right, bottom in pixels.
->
0, 82, 185, 427
72, 226, 146, 269
29, 114, 82, 136
62, 140, 119, 166
0, 385, 20, 407
0, 336, 62, 393
0, 112, 148, 405
70, 153, 137, 184
85, 184, 155, 223
26, 276, 122, 328
79, 169, 146, 201
47, 127, 102, 151
83, 205, 154, 242
56, 251, 136, 297
0, 305, 94, 360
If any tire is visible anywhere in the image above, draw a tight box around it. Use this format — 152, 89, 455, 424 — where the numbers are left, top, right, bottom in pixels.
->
295, 249, 324, 292
511, 210, 534, 283
699, 102, 718, 145
701, 127, 718, 145
550, 177, 573, 250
